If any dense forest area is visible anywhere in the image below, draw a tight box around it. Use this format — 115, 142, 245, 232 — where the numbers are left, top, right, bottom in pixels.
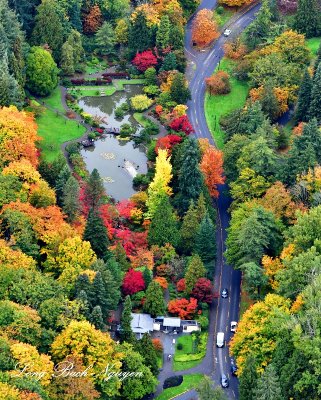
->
0, 0, 321, 398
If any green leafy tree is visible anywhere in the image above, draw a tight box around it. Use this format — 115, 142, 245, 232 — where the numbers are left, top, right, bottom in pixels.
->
26, 46, 58, 96
309, 64, 321, 122
177, 137, 203, 213
239, 355, 258, 400
241, 262, 268, 299
185, 254, 206, 294
156, 15, 171, 49
293, 0, 321, 38
143, 281, 165, 317
294, 69, 313, 123
170, 24, 184, 50
121, 295, 135, 343
66, 29, 84, 69
31, 0, 64, 61
195, 213, 217, 265
148, 196, 180, 248
254, 364, 284, 400
230, 168, 270, 204
170, 72, 191, 104
62, 176, 80, 223
224, 135, 250, 183
0, 174, 22, 207
137, 333, 158, 376
60, 42, 74, 75
120, 342, 157, 400
113, 242, 130, 272
143, 268, 152, 288
196, 376, 227, 400
95, 21, 116, 55
144, 67, 157, 85
260, 83, 280, 121
83, 208, 110, 260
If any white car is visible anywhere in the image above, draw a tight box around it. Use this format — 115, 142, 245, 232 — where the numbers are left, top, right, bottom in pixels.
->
230, 321, 237, 332
224, 29, 231, 37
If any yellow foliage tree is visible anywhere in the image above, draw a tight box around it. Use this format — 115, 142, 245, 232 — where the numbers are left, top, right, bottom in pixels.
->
0, 106, 40, 168
51, 320, 123, 397
10, 342, 54, 386
160, 70, 178, 93
230, 294, 290, 374
115, 19, 128, 44
29, 180, 56, 208
0, 239, 36, 269
2, 159, 41, 185
44, 236, 97, 290
172, 104, 188, 117
261, 255, 283, 289
146, 149, 173, 218
0, 382, 20, 400
131, 4, 160, 26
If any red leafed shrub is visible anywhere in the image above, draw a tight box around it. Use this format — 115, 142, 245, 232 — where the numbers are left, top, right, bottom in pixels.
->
176, 278, 186, 292
155, 135, 182, 154
99, 203, 119, 239
167, 297, 198, 319
132, 50, 158, 72
116, 200, 136, 220
115, 228, 148, 256
169, 115, 194, 135
122, 269, 145, 295
152, 338, 163, 353
191, 278, 214, 303
205, 71, 231, 95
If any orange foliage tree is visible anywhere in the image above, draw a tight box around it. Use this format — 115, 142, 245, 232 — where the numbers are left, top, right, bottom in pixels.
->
129, 248, 154, 270
250, 85, 290, 117
154, 276, 168, 289
0, 106, 40, 168
200, 146, 225, 197
261, 255, 283, 290
219, 0, 253, 8
205, 71, 231, 95
192, 9, 219, 48
83, 5, 103, 34
168, 297, 198, 319
224, 39, 247, 60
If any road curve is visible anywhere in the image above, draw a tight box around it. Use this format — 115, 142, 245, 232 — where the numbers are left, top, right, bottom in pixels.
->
184, 3, 261, 399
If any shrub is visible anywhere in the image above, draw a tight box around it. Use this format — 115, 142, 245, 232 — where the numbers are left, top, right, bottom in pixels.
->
120, 123, 136, 138
115, 107, 125, 119
133, 173, 150, 189
65, 142, 80, 155
205, 71, 231, 95
131, 94, 153, 111
177, 343, 183, 350
152, 338, 163, 353
163, 375, 183, 389
216, 5, 224, 14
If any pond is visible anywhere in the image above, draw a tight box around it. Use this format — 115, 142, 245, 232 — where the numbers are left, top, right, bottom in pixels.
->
79, 85, 148, 201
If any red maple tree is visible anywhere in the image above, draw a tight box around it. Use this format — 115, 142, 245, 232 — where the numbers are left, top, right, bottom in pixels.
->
132, 50, 158, 72
200, 146, 225, 198
176, 278, 186, 292
155, 135, 182, 154
191, 278, 214, 303
169, 115, 194, 135
167, 297, 198, 319
122, 269, 145, 295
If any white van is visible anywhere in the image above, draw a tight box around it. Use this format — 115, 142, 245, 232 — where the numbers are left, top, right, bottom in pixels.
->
216, 332, 225, 347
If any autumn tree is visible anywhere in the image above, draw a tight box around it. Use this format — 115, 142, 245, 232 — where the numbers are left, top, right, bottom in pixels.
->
122, 269, 145, 295
192, 9, 219, 48
192, 278, 213, 303
185, 254, 206, 294
205, 71, 231, 95
168, 297, 198, 319
143, 281, 166, 317
146, 149, 173, 219
132, 50, 158, 72
200, 146, 225, 197
169, 115, 194, 135
83, 5, 103, 34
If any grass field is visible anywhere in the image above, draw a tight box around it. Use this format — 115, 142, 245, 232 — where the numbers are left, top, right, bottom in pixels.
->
42, 87, 65, 112
306, 37, 321, 56
217, 6, 235, 27
173, 335, 205, 372
155, 374, 204, 400
204, 58, 249, 148
37, 108, 86, 162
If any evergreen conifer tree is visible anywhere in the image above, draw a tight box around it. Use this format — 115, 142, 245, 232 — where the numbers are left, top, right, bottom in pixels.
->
180, 201, 200, 254
83, 209, 110, 260
161, 52, 177, 71
143, 281, 166, 317
137, 333, 159, 376
309, 64, 321, 123
315, 42, 321, 73
120, 295, 135, 343
294, 69, 313, 123
76, 289, 90, 318
170, 72, 191, 104
239, 355, 258, 400
62, 176, 80, 223
147, 196, 180, 247
128, 11, 152, 57
84, 168, 105, 211
55, 165, 71, 206
195, 213, 217, 265
143, 268, 152, 288
156, 15, 171, 49
90, 272, 109, 318
60, 42, 75, 75
254, 364, 284, 400
294, 0, 321, 38
185, 254, 206, 294
114, 242, 130, 272
90, 305, 104, 330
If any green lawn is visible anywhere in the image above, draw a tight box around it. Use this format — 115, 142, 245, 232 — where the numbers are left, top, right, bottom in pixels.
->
133, 112, 155, 128
173, 335, 206, 372
37, 108, 86, 162
156, 374, 204, 400
306, 37, 321, 56
42, 87, 65, 112
204, 58, 249, 149
216, 6, 235, 28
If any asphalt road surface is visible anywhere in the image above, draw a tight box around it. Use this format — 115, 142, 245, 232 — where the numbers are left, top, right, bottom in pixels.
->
184, 3, 261, 399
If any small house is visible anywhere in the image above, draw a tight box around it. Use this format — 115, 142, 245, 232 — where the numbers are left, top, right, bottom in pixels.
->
130, 313, 154, 339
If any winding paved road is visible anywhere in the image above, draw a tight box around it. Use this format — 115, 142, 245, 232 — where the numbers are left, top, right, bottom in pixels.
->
182, 2, 261, 399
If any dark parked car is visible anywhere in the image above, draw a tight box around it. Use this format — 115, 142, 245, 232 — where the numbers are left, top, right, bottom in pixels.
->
221, 374, 229, 388
231, 359, 238, 376
221, 288, 228, 298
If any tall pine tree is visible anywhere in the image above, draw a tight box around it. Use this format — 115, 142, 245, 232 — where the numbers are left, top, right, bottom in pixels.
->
62, 176, 80, 223
148, 196, 180, 247
294, 69, 312, 123
309, 63, 321, 123
239, 355, 258, 400
120, 295, 135, 343
254, 364, 284, 400
156, 15, 170, 49
143, 281, 166, 317
294, 0, 321, 38
137, 333, 159, 376
177, 137, 204, 214
185, 254, 206, 294
128, 11, 152, 58
195, 213, 217, 265
84, 168, 105, 211
179, 200, 200, 254
83, 208, 110, 260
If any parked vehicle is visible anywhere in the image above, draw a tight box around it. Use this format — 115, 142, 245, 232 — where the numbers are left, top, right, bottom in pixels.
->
221, 374, 229, 388
231, 359, 238, 376
230, 321, 238, 332
224, 29, 231, 37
